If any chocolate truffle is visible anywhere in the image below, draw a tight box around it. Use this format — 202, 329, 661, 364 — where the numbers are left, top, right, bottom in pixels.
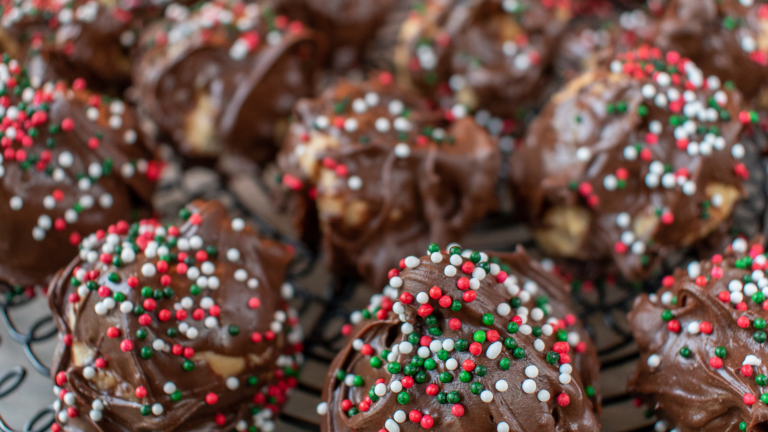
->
640, 0, 768, 108
393, 0, 574, 122
133, 0, 321, 164
318, 245, 601, 431
289, 0, 403, 69
48, 200, 303, 432
277, 73, 500, 288
0, 0, 162, 91
510, 46, 753, 282
0, 58, 157, 292
628, 237, 768, 431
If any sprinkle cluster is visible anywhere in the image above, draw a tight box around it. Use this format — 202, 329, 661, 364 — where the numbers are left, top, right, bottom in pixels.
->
143, 0, 306, 61
642, 0, 768, 67
0, 0, 146, 79
630, 237, 768, 431
0, 55, 158, 291
278, 73, 500, 288
513, 44, 753, 281
50, 201, 302, 431
397, 0, 574, 140
319, 244, 599, 431
282, 71, 461, 194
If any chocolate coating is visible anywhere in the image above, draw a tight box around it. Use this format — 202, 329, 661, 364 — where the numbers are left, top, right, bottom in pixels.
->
0, 0, 163, 91
0, 59, 157, 291
393, 0, 573, 120
133, 0, 321, 164
643, 0, 768, 109
290, 0, 401, 69
510, 47, 752, 282
628, 237, 768, 431
319, 246, 601, 431
277, 73, 500, 288
48, 200, 303, 431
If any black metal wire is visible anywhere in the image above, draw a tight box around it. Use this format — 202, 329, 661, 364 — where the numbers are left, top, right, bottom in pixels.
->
0, 286, 56, 432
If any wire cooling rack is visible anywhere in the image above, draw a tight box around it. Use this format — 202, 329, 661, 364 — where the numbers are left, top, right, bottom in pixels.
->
9, 140, 768, 432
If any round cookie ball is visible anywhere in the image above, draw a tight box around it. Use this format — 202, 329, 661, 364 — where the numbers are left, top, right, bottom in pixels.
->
319, 244, 601, 431
277, 72, 500, 288
291, 0, 405, 69
0, 58, 157, 292
132, 0, 321, 166
0, 0, 168, 91
644, 0, 768, 108
394, 0, 575, 122
510, 46, 754, 282
48, 200, 303, 431
628, 236, 768, 431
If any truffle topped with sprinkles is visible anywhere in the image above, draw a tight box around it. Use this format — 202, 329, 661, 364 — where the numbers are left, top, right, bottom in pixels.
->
132, 0, 320, 164
0, 0, 161, 90
510, 45, 754, 281
639, 0, 768, 108
0, 57, 157, 291
318, 244, 601, 431
628, 237, 768, 431
277, 72, 499, 288
393, 0, 574, 121
48, 200, 302, 432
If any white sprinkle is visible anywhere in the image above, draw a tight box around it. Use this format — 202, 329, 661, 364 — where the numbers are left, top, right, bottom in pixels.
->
445, 358, 458, 370
399, 341, 413, 354
405, 256, 420, 268
390, 380, 403, 393
537, 390, 551, 402
430, 252, 443, 263
83, 367, 96, 379
480, 390, 494, 402
394, 410, 406, 423
496, 303, 511, 316
231, 218, 245, 231
486, 342, 502, 359
374, 117, 391, 132
495, 379, 509, 392
10, 196, 22, 210
347, 176, 363, 190
732, 143, 745, 159
316, 402, 328, 415
444, 265, 457, 277
385, 419, 400, 432
227, 249, 241, 262
226, 377, 240, 390
525, 365, 539, 378
394, 143, 410, 158
522, 379, 536, 394
647, 354, 661, 368
141, 263, 157, 277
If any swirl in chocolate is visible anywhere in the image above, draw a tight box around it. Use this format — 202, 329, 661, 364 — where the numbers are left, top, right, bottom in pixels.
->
133, 0, 320, 165
0, 57, 157, 291
48, 200, 303, 431
278, 72, 500, 288
318, 245, 601, 431
510, 46, 753, 282
628, 237, 768, 431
